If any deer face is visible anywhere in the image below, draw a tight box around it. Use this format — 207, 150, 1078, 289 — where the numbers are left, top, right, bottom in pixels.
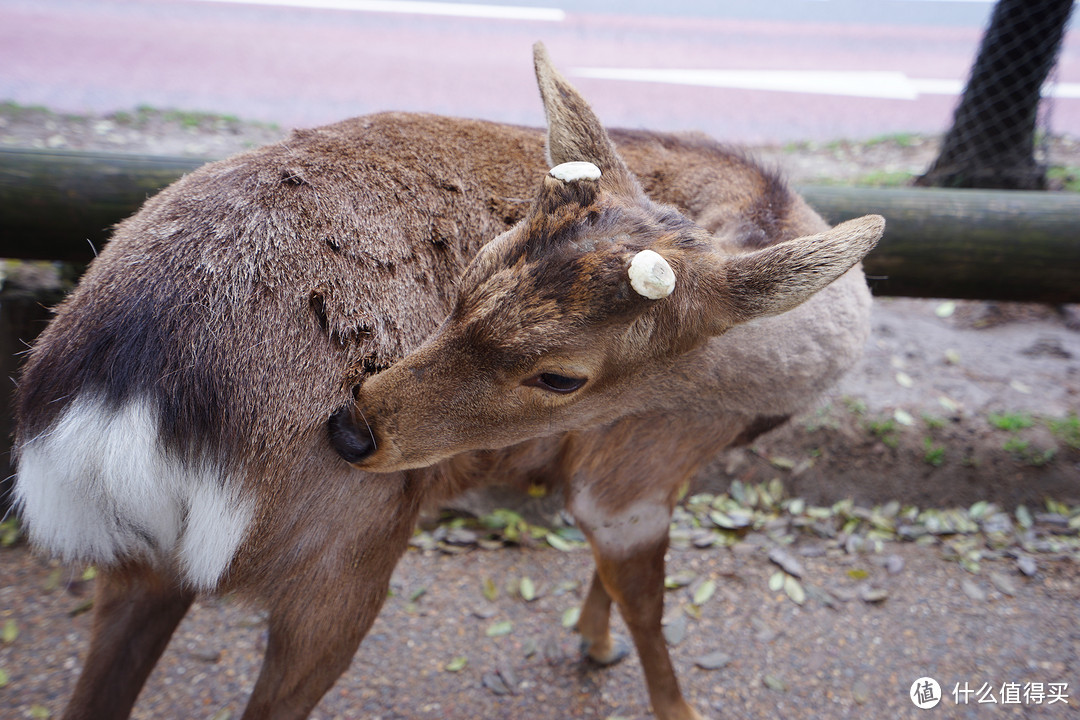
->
333, 162, 714, 471
326, 45, 884, 472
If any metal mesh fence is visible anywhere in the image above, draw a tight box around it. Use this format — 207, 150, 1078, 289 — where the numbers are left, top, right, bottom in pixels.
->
917, 0, 1075, 189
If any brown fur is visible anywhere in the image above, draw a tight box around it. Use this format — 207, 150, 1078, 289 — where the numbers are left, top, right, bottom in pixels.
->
13, 44, 882, 720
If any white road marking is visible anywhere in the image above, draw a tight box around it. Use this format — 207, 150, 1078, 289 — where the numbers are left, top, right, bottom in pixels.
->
571, 68, 1080, 101
187, 0, 565, 21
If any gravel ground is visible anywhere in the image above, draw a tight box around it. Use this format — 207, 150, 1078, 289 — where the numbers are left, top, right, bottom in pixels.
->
3, 525, 1079, 720
0, 103, 1078, 719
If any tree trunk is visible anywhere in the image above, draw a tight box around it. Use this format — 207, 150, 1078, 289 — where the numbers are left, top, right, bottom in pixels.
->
916, 0, 1075, 190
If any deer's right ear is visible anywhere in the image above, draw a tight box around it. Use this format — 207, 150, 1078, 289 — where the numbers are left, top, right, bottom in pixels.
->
533, 42, 638, 194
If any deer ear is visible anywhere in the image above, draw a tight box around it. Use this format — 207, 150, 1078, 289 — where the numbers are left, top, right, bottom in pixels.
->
533, 42, 635, 186
721, 215, 884, 324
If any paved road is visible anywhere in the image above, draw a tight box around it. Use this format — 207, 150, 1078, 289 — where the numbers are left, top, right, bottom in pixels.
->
1, 0, 1079, 143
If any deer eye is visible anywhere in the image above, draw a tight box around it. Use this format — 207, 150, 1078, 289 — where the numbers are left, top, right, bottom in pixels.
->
524, 372, 587, 394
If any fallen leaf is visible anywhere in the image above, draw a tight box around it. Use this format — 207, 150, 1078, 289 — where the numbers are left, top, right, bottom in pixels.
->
664, 571, 696, 589
486, 620, 513, 637
859, 586, 888, 604
1010, 379, 1032, 394
662, 614, 688, 646
482, 577, 498, 602
561, 606, 581, 629
482, 671, 511, 695
937, 395, 959, 413
546, 533, 575, 552
709, 510, 752, 530
770, 456, 796, 470
893, 408, 915, 425
960, 578, 986, 602
694, 650, 732, 670
783, 575, 806, 605
519, 577, 536, 602
935, 301, 956, 318
768, 571, 785, 592
1016, 555, 1037, 576
989, 572, 1017, 597
763, 674, 788, 692
445, 655, 468, 672
1, 620, 17, 644
768, 547, 804, 578
693, 579, 716, 606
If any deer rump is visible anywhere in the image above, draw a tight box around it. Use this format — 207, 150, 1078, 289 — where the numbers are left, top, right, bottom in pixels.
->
12, 46, 880, 720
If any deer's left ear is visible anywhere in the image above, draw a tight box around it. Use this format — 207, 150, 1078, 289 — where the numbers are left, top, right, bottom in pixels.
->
719, 215, 884, 325
533, 42, 640, 195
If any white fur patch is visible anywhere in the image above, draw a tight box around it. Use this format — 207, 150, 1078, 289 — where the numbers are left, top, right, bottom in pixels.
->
570, 485, 671, 558
628, 249, 676, 299
14, 396, 253, 590
549, 161, 602, 182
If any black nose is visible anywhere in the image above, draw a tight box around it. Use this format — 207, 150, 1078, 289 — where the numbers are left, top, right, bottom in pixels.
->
327, 406, 376, 464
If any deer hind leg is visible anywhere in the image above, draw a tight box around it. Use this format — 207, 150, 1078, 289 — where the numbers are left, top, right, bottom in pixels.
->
239, 475, 423, 720
576, 569, 632, 665
61, 563, 195, 720
240, 598, 369, 720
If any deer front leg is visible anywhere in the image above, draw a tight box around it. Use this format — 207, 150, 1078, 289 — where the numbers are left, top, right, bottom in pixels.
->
586, 533, 703, 720
62, 563, 196, 720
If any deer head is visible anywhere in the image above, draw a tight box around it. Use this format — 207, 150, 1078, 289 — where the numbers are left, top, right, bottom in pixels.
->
329, 43, 884, 472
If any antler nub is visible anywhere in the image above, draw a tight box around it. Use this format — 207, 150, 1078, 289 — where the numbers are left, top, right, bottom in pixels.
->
628, 249, 676, 299
549, 161, 602, 183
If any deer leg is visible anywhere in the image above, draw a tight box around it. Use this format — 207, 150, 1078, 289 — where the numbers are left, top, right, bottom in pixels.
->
576, 569, 632, 665
239, 565, 397, 720
590, 538, 703, 720
61, 564, 195, 720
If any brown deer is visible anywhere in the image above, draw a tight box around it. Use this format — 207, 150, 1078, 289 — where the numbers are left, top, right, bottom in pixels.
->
13, 43, 882, 720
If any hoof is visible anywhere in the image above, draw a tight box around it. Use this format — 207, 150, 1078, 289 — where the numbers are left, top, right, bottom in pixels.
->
580, 634, 632, 666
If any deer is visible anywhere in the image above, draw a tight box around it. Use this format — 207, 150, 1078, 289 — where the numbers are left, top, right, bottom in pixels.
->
12, 43, 883, 720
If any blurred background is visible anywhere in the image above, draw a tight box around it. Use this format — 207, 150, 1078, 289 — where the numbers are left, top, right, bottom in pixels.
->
2, 0, 1078, 145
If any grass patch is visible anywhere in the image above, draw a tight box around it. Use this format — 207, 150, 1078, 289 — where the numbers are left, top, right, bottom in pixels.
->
988, 412, 1035, 432
1047, 165, 1080, 192
866, 417, 900, 448
922, 414, 947, 431
1046, 413, 1080, 450
923, 437, 946, 467
864, 132, 920, 149
1003, 437, 1056, 466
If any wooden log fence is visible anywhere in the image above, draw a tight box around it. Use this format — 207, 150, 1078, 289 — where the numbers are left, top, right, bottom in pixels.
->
1, 148, 1078, 302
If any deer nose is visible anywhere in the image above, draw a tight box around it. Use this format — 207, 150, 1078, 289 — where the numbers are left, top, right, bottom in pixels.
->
327, 405, 376, 464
